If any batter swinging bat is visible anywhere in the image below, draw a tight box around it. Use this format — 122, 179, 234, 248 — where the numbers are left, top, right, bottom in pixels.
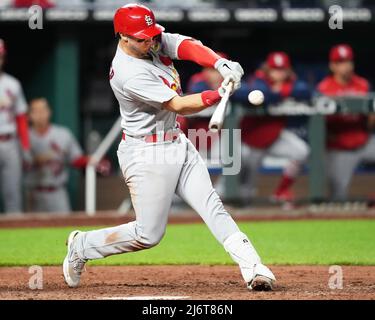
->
209, 81, 234, 132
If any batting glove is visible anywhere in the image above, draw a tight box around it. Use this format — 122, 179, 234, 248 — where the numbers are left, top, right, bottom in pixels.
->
218, 75, 235, 97
215, 58, 244, 91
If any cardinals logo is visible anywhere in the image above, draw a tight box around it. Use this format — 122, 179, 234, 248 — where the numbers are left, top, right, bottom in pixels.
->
159, 76, 182, 95
109, 66, 114, 80
145, 15, 153, 26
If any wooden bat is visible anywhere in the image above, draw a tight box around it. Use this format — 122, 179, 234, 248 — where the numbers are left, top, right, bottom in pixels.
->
208, 81, 234, 132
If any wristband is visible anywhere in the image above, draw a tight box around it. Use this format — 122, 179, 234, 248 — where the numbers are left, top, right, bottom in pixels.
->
201, 90, 221, 107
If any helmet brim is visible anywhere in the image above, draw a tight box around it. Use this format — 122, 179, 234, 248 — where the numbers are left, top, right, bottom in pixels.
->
133, 24, 165, 39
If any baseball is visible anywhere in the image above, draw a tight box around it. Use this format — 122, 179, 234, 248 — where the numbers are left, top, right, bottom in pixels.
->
248, 90, 264, 106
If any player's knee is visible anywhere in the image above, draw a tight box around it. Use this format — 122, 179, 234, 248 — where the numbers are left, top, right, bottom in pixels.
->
136, 232, 164, 249
292, 142, 310, 162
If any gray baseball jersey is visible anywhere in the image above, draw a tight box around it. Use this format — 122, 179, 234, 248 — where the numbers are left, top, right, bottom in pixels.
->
0, 73, 27, 134
0, 72, 27, 213
110, 32, 189, 136
26, 124, 83, 189
73, 32, 268, 285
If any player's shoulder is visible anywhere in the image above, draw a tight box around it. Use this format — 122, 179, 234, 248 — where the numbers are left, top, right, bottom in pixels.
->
51, 124, 74, 138
111, 49, 149, 83
1, 72, 22, 87
352, 74, 370, 90
317, 75, 334, 92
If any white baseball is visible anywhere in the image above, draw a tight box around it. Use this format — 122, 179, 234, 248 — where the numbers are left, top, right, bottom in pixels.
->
248, 90, 264, 106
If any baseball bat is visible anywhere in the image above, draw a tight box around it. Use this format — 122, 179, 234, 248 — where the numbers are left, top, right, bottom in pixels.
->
208, 81, 234, 132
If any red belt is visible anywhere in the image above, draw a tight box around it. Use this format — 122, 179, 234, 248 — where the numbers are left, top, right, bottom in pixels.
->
0, 134, 14, 141
34, 186, 58, 192
122, 131, 180, 143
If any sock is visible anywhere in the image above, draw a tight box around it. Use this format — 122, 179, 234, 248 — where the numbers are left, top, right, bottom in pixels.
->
275, 160, 301, 195
275, 175, 295, 195
223, 232, 261, 283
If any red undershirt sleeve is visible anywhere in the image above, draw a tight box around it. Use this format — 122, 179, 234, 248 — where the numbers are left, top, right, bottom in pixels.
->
177, 39, 222, 68
71, 156, 89, 169
15, 113, 30, 151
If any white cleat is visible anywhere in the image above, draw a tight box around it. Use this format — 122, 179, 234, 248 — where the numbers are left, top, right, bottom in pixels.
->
247, 264, 276, 291
63, 230, 87, 288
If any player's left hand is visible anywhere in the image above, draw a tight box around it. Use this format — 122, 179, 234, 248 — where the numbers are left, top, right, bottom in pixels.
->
215, 58, 244, 91
22, 149, 33, 171
218, 75, 235, 97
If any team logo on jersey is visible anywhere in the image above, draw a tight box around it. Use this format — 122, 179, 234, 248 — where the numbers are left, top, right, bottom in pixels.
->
145, 15, 153, 26
159, 76, 182, 95
0, 89, 13, 110
50, 142, 63, 155
109, 67, 114, 80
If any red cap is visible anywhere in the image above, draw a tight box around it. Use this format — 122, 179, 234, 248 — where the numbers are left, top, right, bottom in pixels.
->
266, 52, 291, 69
330, 44, 354, 62
113, 4, 164, 39
0, 39, 6, 56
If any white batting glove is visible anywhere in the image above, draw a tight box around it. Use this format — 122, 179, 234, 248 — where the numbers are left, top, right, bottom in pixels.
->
218, 75, 235, 97
215, 58, 244, 91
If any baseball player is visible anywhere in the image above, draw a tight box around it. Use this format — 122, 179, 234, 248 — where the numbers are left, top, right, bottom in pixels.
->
240, 52, 311, 203
63, 4, 276, 291
0, 39, 30, 213
25, 97, 110, 213
318, 44, 374, 201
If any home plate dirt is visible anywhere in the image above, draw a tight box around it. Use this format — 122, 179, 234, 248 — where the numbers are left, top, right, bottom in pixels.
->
0, 265, 374, 300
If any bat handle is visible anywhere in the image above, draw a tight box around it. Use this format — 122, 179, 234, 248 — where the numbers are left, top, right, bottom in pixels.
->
223, 80, 234, 98
208, 80, 235, 132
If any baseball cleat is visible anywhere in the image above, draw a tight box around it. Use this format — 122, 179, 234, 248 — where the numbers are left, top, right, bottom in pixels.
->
63, 230, 87, 288
247, 264, 276, 291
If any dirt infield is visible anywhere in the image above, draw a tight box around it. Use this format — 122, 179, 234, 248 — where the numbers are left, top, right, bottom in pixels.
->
0, 265, 374, 300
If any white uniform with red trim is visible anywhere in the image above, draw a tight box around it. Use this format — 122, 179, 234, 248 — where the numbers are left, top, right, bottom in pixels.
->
25, 124, 83, 213
0, 72, 27, 213
73, 33, 270, 286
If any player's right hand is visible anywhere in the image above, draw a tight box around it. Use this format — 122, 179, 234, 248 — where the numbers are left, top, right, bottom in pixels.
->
215, 58, 244, 91
218, 75, 235, 97
22, 150, 33, 171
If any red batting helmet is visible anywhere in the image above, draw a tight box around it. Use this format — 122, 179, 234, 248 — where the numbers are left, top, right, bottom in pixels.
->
330, 44, 354, 62
0, 39, 6, 56
266, 52, 291, 69
113, 4, 164, 39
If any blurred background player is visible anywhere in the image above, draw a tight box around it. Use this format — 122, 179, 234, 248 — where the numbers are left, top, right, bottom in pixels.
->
186, 53, 250, 196
0, 38, 29, 213
317, 44, 375, 201
240, 52, 311, 204
25, 98, 110, 213
185, 52, 248, 158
